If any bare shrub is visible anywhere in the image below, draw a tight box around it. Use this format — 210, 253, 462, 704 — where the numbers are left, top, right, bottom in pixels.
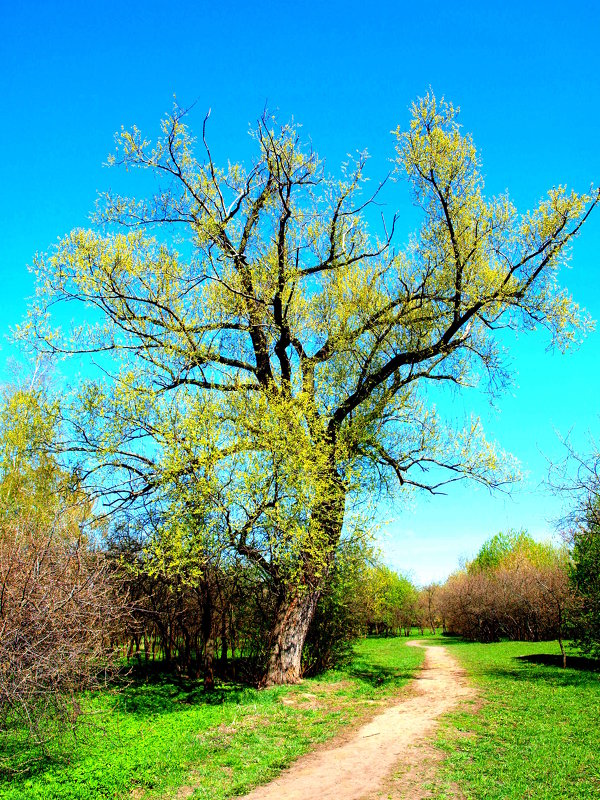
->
0, 513, 122, 759
439, 559, 573, 652
440, 570, 502, 642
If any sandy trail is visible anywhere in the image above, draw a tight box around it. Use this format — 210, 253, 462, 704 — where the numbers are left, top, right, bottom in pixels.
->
239, 642, 474, 800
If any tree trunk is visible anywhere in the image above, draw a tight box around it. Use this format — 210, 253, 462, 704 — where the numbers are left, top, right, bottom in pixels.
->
262, 458, 345, 687
557, 605, 567, 669
262, 589, 321, 686
201, 583, 215, 690
219, 608, 228, 671
204, 636, 215, 690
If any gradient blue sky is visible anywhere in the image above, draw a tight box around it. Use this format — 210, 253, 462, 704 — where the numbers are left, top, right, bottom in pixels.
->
1, 1, 599, 583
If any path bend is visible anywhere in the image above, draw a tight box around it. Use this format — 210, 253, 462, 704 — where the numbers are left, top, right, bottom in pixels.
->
238, 642, 474, 800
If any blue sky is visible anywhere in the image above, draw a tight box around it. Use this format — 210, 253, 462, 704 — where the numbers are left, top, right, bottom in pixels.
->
1, 0, 599, 583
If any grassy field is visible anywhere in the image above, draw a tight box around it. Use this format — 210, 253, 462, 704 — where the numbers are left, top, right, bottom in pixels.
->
3, 636, 599, 799
430, 636, 600, 800
0, 638, 424, 800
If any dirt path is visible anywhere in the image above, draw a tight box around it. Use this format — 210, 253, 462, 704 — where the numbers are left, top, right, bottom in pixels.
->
239, 642, 475, 800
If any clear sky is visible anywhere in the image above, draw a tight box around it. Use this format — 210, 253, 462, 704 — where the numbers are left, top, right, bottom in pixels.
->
1, 0, 599, 584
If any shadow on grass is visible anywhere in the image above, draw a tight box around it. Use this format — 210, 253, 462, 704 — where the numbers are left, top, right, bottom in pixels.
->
347, 661, 416, 687
415, 634, 477, 646
480, 658, 600, 689
108, 656, 266, 716
115, 675, 252, 716
516, 653, 600, 672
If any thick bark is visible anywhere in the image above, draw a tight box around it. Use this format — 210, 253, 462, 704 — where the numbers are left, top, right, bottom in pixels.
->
262, 459, 346, 686
262, 588, 321, 686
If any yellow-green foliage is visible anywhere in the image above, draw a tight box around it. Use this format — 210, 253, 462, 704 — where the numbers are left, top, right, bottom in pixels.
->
0, 386, 63, 520
0, 383, 97, 545
468, 529, 568, 574
23, 95, 598, 593
359, 564, 418, 632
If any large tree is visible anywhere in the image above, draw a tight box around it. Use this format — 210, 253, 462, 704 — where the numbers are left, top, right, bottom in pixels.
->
26, 95, 597, 684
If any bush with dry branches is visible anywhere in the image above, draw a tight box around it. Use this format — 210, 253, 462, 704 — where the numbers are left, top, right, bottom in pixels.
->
0, 513, 121, 757
0, 382, 125, 764
438, 531, 574, 662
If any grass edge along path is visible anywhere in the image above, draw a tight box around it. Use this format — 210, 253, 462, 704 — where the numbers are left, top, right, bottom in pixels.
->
0, 638, 424, 800
238, 640, 476, 800
428, 637, 600, 800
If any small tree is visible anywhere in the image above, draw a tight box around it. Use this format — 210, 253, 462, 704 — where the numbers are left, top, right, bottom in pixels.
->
358, 564, 418, 635
419, 583, 441, 634
549, 440, 600, 659
26, 95, 598, 684
302, 537, 373, 674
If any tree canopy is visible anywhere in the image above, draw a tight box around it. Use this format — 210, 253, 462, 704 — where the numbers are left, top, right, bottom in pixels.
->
24, 94, 598, 683
468, 529, 568, 574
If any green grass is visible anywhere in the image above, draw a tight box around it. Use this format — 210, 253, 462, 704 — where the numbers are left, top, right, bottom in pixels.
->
0, 637, 424, 800
9, 635, 597, 799
430, 637, 600, 800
